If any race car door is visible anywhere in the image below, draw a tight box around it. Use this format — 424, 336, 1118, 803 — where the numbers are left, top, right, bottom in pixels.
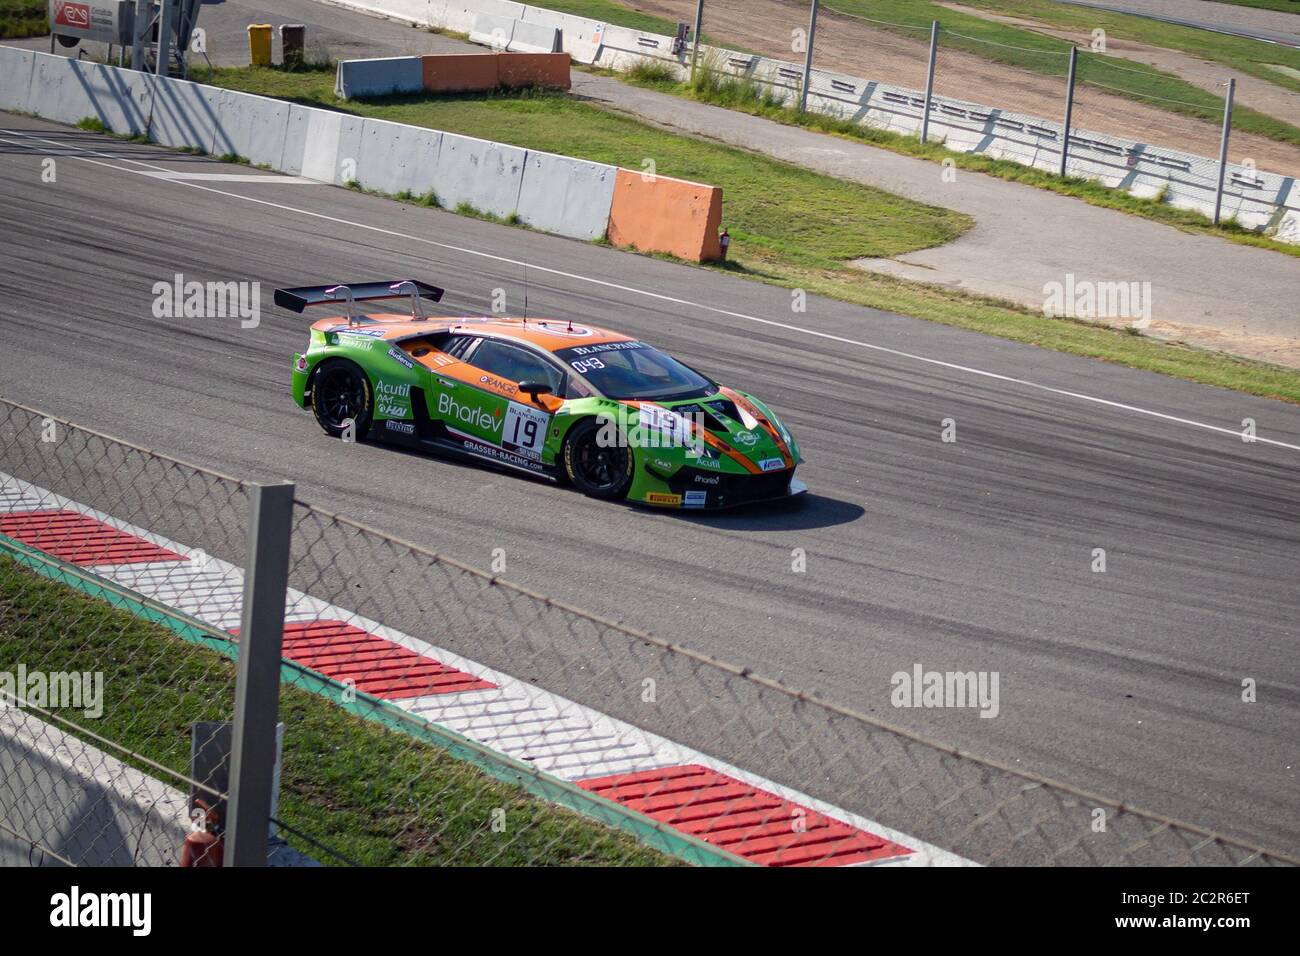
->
448, 339, 565, 469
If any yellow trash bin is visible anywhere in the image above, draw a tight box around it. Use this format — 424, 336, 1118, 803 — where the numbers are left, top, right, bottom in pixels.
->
247, 24, 273, 67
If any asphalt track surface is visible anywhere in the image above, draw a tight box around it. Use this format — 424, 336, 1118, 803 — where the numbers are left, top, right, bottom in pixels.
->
1, 114, 1298, 855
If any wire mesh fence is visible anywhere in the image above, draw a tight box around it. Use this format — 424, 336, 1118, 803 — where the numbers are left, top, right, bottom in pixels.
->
651, 0, 1285, 213
1, 396, 1296, 867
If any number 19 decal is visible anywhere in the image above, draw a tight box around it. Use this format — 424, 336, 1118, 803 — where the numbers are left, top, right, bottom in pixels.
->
502, 402, 549, 459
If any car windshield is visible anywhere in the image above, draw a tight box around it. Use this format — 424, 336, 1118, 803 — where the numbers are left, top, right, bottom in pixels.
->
555, 341, 715, 401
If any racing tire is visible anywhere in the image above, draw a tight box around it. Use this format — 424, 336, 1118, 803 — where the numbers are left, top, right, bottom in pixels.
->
563, 417, 633, 501
311, 359, 373, 440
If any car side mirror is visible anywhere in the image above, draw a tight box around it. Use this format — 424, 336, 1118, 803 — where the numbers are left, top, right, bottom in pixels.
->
520, 382, 553, 403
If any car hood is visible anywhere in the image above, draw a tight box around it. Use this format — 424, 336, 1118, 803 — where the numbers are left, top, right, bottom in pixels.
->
633, 388, 798, 472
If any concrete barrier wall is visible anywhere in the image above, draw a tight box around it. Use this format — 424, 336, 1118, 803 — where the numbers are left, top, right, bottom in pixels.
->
433, 132, 527, 217
516, 150, 617, 240
471, 12, 516, 50
0, 45, 36, 113
508, 19, 561, 54
357, 116, 444, 196
519, 7, 605, 64
27, 53, 153, 135
0, 708, 189, 866
337, 52, 569, 97
423, 51, 499, 91
2, 47, 722, 258
496, 52, 569, 89
335, 55, 425, 99
608, 169, 723, 261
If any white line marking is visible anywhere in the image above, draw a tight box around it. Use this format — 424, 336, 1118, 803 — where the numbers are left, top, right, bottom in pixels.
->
138, 172, 324, 183
2, 125, 1297, 455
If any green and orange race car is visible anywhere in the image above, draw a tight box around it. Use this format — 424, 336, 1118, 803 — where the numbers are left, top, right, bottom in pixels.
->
279, 279, 805, 509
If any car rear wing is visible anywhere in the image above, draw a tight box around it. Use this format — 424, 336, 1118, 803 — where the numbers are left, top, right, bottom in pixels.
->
273, 280, 445, 320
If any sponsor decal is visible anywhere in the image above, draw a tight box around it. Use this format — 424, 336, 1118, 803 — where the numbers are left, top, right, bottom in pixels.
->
732, 430, 759, 448
479, 373, 518, 396
567, 341, 645, 357
387, 347, 414, 370
327, 325, 388, 338
460, 437, 546, 473
385, 420, 415, 435
684, 491, 708, 509
646, 492, 683, 507
54, 2, 90, 30
438, 391, 501, 436
758, 458, 785, 472
377, 380, 411, 419
693, 473, 720, 486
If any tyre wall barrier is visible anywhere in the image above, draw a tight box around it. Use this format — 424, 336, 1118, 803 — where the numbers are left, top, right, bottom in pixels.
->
607, 169, 723, 262
335, 55, 425, 99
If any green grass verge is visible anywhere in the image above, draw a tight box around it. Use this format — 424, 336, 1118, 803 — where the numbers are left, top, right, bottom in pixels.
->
0, 0, 44, 39
195, 64, 1300, 403
0, 553, 676, 865
202, 65, 972, 264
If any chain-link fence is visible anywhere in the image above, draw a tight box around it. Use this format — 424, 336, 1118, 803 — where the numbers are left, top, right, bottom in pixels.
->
1, 396, 1296, 867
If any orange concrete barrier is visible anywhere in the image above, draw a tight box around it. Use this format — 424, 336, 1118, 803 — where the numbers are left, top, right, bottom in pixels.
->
606, 170, 724, 263
421, 53, 499, 93
420, 52, 570, 94
497, 52, 571, 90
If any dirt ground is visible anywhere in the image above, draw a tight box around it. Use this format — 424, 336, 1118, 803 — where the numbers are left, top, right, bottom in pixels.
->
941, 2, 1300, 128
626, 0, 1300, 175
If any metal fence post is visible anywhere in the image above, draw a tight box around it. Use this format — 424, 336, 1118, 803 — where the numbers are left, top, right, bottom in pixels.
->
1213, 77, 1236, 227
921, 20, 939, 145
1058, 45, 1078, 177
156, 0, 172, 77
130, 0, 149, 71
690, 0, 705, 83
225, 481, 294, 866
799, 0, 820, 113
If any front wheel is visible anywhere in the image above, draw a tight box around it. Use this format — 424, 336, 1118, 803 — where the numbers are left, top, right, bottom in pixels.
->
311, 359, 373, 439
563, 417, 633, 500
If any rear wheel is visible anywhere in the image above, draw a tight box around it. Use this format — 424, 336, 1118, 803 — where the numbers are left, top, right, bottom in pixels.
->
563, 417, 633, 500
311, 359, 372, 439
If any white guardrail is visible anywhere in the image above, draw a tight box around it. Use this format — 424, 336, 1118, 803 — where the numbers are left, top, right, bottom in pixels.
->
0, 45, 616, 242
330, 0, 1300, 243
